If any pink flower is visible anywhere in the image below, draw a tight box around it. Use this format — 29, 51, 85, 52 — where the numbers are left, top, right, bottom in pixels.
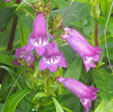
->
27, 13, 48, 56
13, 46, 35, 68
39, 39, 67, 72
62, 27, 102, 72
57, 77, 99, 112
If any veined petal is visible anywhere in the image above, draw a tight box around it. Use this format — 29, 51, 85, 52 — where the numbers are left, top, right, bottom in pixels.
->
33, 13, 47, 36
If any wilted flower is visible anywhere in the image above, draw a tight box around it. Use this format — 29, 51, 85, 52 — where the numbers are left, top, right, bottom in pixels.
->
57, 77, 99, 112
62, 27, 102, 72
39, 39, 67, 72
27, 12, 48, 56
3, 0, 11, 2
13, 46, 35, 67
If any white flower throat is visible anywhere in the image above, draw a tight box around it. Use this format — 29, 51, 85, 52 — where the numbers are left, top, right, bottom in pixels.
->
85, 57, 92, 64
44, 56, 60, 64
31, 37, 48, 47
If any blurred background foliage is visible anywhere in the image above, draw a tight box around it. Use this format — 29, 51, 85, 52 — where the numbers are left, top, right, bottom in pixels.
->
0, 0, 113, 112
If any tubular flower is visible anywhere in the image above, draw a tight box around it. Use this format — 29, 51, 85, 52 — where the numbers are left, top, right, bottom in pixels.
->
62, 27, 102, 72
27, 12, 48, 56
39, 40, 67, 72
56, 77, 99, 112
3, 0, 11, 2
13, 46, 35, 67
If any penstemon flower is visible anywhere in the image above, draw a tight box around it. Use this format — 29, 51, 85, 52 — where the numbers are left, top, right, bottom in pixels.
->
27, 12, 49, 56
62, 27, 102, 72
3, 0, 11, 2
39, 39, 67, 72
13, 46, 35, 68
57, 77, 99, 112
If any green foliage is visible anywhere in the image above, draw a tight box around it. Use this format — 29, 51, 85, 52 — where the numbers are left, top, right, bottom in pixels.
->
93, 68, 113, 101
2, 89, 31, 112
0, 7, 15, 30
64, 57, 82, 80
0, 55, 14, 66
52, 97, 64, 112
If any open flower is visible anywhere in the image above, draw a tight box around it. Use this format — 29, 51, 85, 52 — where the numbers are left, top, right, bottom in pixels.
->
13, 46, 35, 68
27, 12, 48, 56
39, 40, 67, 72
57, 77, 99, 112
62, 27, 102, 72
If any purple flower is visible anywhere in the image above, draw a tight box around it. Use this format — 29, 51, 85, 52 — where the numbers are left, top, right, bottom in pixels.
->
56, 77, 99, 112
27, 12, 48, 56
3, 0, 11, 2
13, 46, 35, 68
62, 27, 102, 72
39, 40, 67, 72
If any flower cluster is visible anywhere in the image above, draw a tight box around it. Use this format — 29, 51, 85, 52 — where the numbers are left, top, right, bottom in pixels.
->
12, 11, 101, 112
13, 13, 67, 72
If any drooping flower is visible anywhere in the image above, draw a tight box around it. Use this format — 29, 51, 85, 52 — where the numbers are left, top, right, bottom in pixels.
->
56, 77, 99, 112
13, 46, 35, 68
3, 0, 11, 2
39, 39, 67, 72
27, 12, 48, 56
62, 27, 102, 72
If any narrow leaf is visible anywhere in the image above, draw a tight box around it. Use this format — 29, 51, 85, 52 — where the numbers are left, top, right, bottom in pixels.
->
52, 97, 64, 112
0, 55, 14, 66
2, 89, 31, 112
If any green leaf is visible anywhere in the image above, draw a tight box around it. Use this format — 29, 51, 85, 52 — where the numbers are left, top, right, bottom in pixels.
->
0, 7, 15, 30
64, 57, 82, 80
59, 45, 76, 64
2, 89, 31, 112
95, 99, 113, 112
93, 68, 113, 101
18, 20, 29, 46
16, 0, 37, 11
0, 66, 21, 89
74, 0, 88, 3
52, 97, 64, 112
32, 92, 48, 102
63, 107, 73, 112
0, 55, 14, 66
95, 101, 104, 112
100, 0, 112, 16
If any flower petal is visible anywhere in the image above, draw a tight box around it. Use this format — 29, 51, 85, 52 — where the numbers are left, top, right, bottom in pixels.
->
35, 46, 45, 56
80, 99, 91, 112
13, 59, 20, 65
26, 43, 35, 51
39, 58, 47, 70
48, 64, 58, 72
58, 56, 67, 67
92, 54, 101, 62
